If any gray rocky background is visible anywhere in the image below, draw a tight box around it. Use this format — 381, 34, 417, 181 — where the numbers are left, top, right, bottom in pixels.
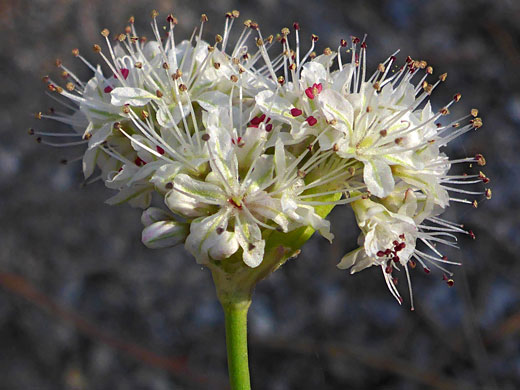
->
0, 0, 519, 389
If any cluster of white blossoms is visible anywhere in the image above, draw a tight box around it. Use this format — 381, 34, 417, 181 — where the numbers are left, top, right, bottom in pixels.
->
35, 11, 490, 308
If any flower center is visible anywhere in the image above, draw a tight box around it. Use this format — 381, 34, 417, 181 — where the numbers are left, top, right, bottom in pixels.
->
228, 196, 243, 209
377, 234, 407, 272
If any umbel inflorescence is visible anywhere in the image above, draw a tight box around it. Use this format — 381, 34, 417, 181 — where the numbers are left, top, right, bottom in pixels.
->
34, 10, 490, 309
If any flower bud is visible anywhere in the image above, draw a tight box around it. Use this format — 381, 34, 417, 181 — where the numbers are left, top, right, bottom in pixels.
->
142, 220, 188, 249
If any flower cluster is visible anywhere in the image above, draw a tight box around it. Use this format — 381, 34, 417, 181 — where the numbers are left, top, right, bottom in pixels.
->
34, 11, 489, 308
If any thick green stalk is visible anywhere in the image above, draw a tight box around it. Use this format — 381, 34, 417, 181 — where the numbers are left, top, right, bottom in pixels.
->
223, 300, 251, 390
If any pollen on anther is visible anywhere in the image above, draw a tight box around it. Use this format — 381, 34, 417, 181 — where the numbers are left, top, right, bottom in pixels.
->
474, 154, 486, 167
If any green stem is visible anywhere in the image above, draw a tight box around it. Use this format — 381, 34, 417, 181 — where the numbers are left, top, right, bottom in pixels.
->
209, 191, 342, 388
222, 300, 251, 390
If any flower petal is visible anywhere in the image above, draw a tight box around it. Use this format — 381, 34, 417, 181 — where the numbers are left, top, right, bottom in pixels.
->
87, 123, 112, 149
173, 173, 226, 205
185, 209, 237, 263
337, 247, 373, 274
363, 159, 395, 198
318, 88, 354, 137
110, 87, 158, 106
234, 215, 265, 268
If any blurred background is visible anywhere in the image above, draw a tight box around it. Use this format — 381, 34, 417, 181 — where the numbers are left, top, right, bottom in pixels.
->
0, 0, 519, 389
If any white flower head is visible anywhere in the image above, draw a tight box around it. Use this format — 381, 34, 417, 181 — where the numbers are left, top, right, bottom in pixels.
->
34, 11, 489, 307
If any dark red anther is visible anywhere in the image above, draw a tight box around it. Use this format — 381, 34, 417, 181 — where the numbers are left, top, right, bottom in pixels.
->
442, 255, 448, 261
293, 22, 300, 30
446, 279, 454, 287
442, 274, 449, 281
156, 146, 165, 155
115, 68, 130, 79
423, 267, 431, 274
250, 114, 266, 127
406, 56, 413, 63
390, 55, 396, 62
135, 157, 146, 166
340, 39, 347, 47
399, 233, 405, 239
305, 83, 322, 100
306, 116, 317, 126
384, 249, 392, 256
290, 108, 303, 117
104, 86, 113, 93
305, 87, 314, 99
393, 240, 399, 247
351, 36, 360, 44
393, 256, 400, 263
360, 42, 367, 49
469, 230, 476, 240
232, 137, 243, 146
265, 124, 273, 132
385, 265, 392, 274
377, 251, 385, 257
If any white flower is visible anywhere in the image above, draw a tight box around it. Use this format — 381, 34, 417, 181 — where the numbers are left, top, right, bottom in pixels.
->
338, 182, 480, 309
34, 11, 488, 305
165, 109, 333, 267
